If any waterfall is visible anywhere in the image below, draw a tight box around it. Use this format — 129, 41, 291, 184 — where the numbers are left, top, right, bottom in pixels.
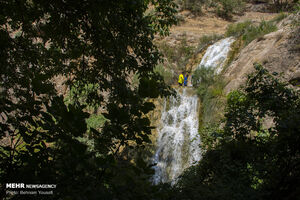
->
151, 37, 235, 184
198, 37, 235, 74
152, 88, 201, 184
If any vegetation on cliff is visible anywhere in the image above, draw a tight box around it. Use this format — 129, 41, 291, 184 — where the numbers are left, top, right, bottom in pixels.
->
179, 0, 299, 18
168, 64, 300, 200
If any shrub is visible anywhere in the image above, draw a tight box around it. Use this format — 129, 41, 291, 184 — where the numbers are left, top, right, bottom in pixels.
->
179, 0, 246, 19
64, 81, 100, 112
270, 12, 288, 23
215, 0, 246, 19
199, 124, 223, 150
154, 64, 174, 85
225, 20, 252, 37
157, 37, 195, 73
242, 20, 277, 45
182, 0, 206, 15
292, 2, 300, 27
200, 77, 226, 125
226, 20, 277, 46
192, 66, 215, 89
86, 114, 107, 131
271, 0, 299, 12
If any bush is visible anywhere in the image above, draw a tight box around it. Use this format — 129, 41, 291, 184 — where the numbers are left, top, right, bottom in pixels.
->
225, 20, 252, 37
179, 0, 246, 19
215, 0, 246, 19
86, 114, 107, 131
154, 64, 174, 85
192, 66, 215, 89
243, 20, 277, 45
226, 20, 277, 46
64, 81, 100, 112
182, 0, 206, 15
157, 37, 195, 72
270, 12, 288, 23
199, 124, 223, 150
200, 78, 226, 125
271, 0, 299, 12
292, 2, 300, 27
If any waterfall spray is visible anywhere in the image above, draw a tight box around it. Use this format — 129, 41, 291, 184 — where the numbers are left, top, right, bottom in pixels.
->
198, 37, 235, 74
152, 88, 201, 184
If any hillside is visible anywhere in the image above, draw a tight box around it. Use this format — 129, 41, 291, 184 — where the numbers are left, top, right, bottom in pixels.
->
151, 1, 300, 148
155, 3, 299, 90
224, 14, 300, 93
159, 10, 278, 47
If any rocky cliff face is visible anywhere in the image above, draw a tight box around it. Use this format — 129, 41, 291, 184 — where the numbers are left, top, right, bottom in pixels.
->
154, 10, 299, 132
224, 14, 300, 93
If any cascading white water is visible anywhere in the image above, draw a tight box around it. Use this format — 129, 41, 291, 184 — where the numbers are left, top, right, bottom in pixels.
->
198, 37, 235, 74
152, 88, 201, 184
151, 37, 235, 184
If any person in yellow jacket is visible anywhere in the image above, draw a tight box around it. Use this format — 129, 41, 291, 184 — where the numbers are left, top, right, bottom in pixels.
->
178, 72, 184, 86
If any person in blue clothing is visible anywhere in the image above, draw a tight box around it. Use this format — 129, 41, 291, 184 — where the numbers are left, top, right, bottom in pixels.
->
184, 74, 189, 86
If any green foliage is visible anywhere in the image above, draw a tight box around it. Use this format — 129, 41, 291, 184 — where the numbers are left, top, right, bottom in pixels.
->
226, 20, 253, 37
86, 114, 107, 131
199, 124, 223, 150
192, 66, 215, 89
223, 37, 244, 71
292, 2, 300, 27
226, 20, 277, 46
158, 37, 195, 72
190, 66, 225, 152
171, 64, 300, 200
179, 0, 246, 19
182, 0, 206, 15
132, 73, 140, 88
154, 64, 174, 85
243, 21, 277, 45
294, 1, 300, 11
64, 81, 100, 112
0, 0, 177, 199
271, 0, 299, 12
270, 12, 288, 23
201, 80, 226, 125
215, 0, 246, 19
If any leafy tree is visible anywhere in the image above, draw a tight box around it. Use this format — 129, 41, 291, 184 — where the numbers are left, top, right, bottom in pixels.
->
171, 64, 300, 200
0, 0, 177, 199
215, 0, 245, 19
271, 0, 299, 12
181, 0, 207, 15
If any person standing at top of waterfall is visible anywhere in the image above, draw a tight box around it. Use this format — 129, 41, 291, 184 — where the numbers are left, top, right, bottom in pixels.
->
184, 74, 189, 86
178, 72, 184, 86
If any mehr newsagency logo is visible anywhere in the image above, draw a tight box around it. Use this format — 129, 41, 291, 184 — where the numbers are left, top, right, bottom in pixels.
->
6, 183, 56, 196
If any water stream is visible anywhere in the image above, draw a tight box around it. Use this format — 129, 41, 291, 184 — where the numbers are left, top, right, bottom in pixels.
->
151, 37, 235, 184
152, 88, 201, 184
198, 37, 235, 74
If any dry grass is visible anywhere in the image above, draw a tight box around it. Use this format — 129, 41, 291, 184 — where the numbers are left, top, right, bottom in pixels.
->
159, 10, 280, 48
